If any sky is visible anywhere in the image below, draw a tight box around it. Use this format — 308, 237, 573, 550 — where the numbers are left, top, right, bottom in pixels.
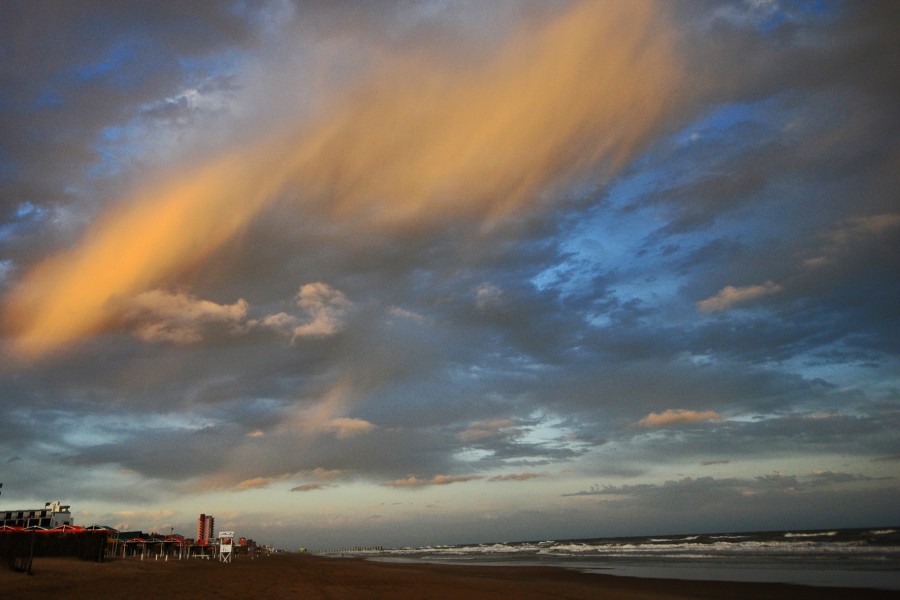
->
0, 0, 897, 550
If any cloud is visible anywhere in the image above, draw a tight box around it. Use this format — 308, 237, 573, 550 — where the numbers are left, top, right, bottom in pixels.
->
253, 312, 299, 334
311, 467, 346, 480
475, 284, 503, 311
290, 483, 330, 493
122, 289, 249, 344
382, 474, 483, 488
326, 417, 376, 440
430, 474, 482, 486
292, 282, 352, 339
638, 409, 722, 428
235, 476, 272, 491
381, 476, 428, 488
696, 281, 783, 313
561, 470, 887, 500
388, 306, 426, 322
488, 472, 549, 482
248, 282, 352, 339
803, 213, 900, 269
459, 419, 518, 443
1, 144, 287, 359
276, 381, 376, 442
2, 0, 683, 360
807, 470, 881, 486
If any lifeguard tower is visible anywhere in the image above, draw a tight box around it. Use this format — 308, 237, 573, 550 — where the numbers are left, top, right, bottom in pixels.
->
218, 531, 234, 563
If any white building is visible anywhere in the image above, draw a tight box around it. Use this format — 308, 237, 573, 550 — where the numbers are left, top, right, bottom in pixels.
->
1, 501, 73, 528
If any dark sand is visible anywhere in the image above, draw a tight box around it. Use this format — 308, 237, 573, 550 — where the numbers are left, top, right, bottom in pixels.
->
1, 554, 896, 599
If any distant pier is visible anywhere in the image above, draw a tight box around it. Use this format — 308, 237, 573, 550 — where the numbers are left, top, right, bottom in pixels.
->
312, 546, 384, 555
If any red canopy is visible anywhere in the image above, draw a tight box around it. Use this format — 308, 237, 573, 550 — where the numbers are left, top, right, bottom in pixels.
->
162, 535, 187, 544
0, 525, 26, 532
48, 524, 87, 533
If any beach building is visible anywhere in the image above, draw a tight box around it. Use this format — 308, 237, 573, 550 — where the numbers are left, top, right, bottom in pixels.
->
0, 500, 73, 528
197, 513, 215, 543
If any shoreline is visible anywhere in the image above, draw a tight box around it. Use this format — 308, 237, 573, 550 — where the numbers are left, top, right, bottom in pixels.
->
366, 555, 900, 591
2, 554, 898, 599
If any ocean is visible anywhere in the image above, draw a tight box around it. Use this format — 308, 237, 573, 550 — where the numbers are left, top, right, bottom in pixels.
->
331, 527, 900, 591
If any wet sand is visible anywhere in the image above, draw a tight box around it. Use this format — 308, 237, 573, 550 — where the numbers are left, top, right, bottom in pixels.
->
1, 554, 896, 599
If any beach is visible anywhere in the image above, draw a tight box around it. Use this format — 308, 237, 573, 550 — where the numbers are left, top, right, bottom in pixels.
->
2, 554, 896, 599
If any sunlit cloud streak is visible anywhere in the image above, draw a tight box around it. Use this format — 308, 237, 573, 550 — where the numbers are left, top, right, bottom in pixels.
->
382, 474, 483, 488
638, 409, 722, 428
2, 0, 683, 360
696, 281, 782, 313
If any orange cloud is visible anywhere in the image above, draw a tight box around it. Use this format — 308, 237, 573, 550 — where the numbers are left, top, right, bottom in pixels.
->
459, 418, 518, 442
310, 467, 346, 480
326, 417, 376, 439
277, 380, 376, 441
292, 1, 682, 227
638, 409, 722, 428
696, 281, 783, 313
3, 143, 290, 358
235, 476, 273, 491
2, 1, 682, 359
292, 282, 352, 339
122, 289, 249, 344
382, 474, 482, 488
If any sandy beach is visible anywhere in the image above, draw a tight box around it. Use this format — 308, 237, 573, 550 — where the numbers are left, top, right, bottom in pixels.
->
2, 554, 896, 599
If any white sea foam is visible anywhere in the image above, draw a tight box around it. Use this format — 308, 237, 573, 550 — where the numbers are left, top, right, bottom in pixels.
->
784, 531, 838, 538
362, 527, 900, 590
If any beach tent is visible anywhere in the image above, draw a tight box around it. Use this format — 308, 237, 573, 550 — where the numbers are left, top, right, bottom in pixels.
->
0, 524, 26, 532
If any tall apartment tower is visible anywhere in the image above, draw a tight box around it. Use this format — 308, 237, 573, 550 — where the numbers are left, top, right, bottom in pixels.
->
197, 513, 215, 543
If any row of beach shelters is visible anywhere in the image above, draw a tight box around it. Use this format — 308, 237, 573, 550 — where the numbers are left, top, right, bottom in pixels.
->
0, 522, 114, 564
110, 531, 218, 559
0, 524, 88, 533
1, 521, 224, 561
